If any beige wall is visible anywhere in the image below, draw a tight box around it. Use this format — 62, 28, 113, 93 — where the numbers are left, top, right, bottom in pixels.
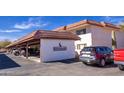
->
91, 26, 112, 48
116, 31, 124, 49
91, 26, 124, 49
67, 25, 124, 54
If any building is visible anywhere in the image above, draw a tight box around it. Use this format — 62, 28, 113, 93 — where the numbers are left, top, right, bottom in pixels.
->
6, 30, 80, 62
54, 20, 124, 53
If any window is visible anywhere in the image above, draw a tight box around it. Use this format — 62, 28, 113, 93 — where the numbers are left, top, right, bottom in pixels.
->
106, 47, 112, 53
96, 47, 107, 53
77, 44, 87, 50
82, 47, 95, 52
76, 29, 86, 35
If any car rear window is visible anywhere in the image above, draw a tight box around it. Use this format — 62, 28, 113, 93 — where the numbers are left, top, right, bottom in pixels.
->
96, 47, 105, 52
82, 47, 95, 51
96, 47, 112, 53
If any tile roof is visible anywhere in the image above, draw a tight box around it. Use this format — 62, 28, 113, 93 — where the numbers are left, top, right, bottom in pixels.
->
6, 30, 80, 48
54, 19, 120, 31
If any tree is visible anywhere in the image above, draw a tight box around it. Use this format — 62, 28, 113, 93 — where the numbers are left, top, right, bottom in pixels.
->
111, 22, 124, 49
0, 39, 11, 48
111, 30, 117, 49
120, 24, 124, 31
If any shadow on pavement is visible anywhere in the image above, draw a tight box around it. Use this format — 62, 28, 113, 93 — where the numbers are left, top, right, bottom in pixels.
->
85, 63, 118, 68
104, 63, 118, 68
46, 58, 79, 64
0, 53, 21, 70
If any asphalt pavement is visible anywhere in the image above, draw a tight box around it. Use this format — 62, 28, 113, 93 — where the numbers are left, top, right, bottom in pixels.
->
0, 53, 124, 76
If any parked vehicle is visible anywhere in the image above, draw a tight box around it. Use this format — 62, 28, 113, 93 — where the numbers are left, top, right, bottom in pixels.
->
79, 46, 113, 67
114, 49, 124, 71
20, 49, 26, 57
13, 49, 20, 56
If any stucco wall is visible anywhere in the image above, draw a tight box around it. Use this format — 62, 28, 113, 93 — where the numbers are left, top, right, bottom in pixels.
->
66, 25, 124, 51
116, 31, 124, 49
72, 26, 92, 53
91, 26, 124, 49
75, 27, 92, 46
91, 26, 112, 48
40, 39, 75, 62
75, 33, 92, 53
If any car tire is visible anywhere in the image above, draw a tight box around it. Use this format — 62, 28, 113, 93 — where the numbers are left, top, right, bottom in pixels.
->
118, 64, 124, 71
99, 59, 106, 67
82, 62, 89, 65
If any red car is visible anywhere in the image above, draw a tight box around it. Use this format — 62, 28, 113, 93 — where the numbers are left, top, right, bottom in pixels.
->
114, 49, 124, 70
79, 46, 113, 67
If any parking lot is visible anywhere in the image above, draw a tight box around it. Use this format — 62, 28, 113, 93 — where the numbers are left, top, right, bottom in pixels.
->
0, 53, 124, 76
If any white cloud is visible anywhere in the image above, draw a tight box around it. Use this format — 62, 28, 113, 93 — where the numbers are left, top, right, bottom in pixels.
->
0, 29, 21, 33
14, 23, 36, 29
14, 17, 48, 29
0, 36, 17, 41
103, 16, 124, 25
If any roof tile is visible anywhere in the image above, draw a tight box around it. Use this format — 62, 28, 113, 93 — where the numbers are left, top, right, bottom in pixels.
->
6, 30, 80, 48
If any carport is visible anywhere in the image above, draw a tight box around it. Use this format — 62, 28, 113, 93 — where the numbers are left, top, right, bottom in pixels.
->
6, 30, 80, 62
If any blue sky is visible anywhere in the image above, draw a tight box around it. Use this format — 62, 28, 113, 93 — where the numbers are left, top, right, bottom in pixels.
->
0, 16, 124, 41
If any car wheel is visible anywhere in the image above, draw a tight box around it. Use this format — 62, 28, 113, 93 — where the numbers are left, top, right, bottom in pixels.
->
82, 62, 89, 65
118, 64, 124, 71
99, 59, 106, 67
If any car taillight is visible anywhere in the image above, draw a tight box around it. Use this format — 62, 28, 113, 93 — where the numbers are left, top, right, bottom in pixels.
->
110, 52, 114, 59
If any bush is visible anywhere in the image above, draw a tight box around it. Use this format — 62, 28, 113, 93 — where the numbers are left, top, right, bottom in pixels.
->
0, 39, 11, 48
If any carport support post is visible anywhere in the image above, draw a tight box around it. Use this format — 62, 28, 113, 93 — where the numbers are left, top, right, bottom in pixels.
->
26, 43, 28, 59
